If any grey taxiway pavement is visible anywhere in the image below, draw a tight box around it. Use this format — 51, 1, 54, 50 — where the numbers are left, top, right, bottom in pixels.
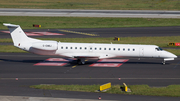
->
0, 8, 180, 18
0, 22, 180, 100
1, 26, 180, 39
0, 53, 180, 101
0, 27, 180, 100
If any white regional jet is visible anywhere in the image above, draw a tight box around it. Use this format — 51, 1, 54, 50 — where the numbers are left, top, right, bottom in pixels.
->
3, 23, 177, 65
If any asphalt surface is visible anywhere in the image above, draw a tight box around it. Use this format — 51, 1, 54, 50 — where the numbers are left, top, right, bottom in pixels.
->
0, 26, 180, 100
0, 8, 180, 18
0, 53, 180, 101
1, 26, 180, 39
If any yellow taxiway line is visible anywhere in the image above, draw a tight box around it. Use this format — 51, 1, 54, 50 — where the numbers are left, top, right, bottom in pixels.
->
59, 30, 99, 36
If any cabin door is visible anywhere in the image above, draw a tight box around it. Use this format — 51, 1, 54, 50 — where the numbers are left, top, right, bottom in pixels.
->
139, 47, 144, 56
154, 48, 161, 57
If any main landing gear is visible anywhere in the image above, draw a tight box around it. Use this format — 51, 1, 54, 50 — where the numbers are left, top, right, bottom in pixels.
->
77, 58, 85, 65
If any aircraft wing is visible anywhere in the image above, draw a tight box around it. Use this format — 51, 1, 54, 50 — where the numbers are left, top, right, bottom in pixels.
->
61, 53, 117, 59
73, 56, 100, 58
61, 53, 100, 59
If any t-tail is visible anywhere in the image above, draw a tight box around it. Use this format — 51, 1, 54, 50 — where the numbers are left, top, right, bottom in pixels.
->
3, 23, 58, 54
4, 24, 28, 46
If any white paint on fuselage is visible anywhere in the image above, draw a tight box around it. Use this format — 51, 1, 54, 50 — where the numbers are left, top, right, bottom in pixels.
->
3, 23, 177, 64
30, 42, 175, 59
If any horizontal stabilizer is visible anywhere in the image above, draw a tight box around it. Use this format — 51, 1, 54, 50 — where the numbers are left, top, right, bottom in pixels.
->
3, 23, 19, 27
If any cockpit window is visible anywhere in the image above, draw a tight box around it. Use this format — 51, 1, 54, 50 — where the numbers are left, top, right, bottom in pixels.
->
159, 47, 163, 51
155, 47, 163, 51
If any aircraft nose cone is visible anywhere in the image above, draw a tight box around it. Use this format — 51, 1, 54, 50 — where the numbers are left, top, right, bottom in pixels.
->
169, 52, 177, 58
173, 54, 177, 58
163, 51, 177, 58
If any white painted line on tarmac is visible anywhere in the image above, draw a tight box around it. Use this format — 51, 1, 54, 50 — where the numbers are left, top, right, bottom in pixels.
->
1, 78, 180, 80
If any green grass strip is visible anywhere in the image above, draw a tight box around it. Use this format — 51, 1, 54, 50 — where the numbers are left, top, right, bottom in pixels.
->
165, 49, 180, 56
0, 38, 12, 43
30, 84, 180, 97
0, 16, 180, 29
1, 0, 180, 10
0, 45, 25, 53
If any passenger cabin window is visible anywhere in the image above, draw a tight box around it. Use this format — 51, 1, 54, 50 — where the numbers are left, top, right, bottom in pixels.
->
80, 47, 82, 49
66, 47, 68, 49
113, 48, 115, 50
104, 48, 106, 50
118, 48, 120, 51
123, 48, 125, 51
85, 47, 87, 50
128, 48, 130, 51
61, 47, 63, 49
95, 48, 97, 50
70, 47, 72, 49
99, 48, 101, 50
90, 47, 92, 50
75, 47, 77, 49
133, 49, 135, 51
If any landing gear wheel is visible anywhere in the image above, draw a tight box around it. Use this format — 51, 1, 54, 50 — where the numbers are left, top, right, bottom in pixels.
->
162, 61, 166, 65
77, 59, 85, 65
77, 59, 81, 64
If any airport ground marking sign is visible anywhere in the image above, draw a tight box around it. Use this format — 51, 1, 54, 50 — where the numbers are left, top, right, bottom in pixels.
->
34, 62, 67, 66
123, 83, 131, 92
34, 58, 129, 67
90, 59, 129, 67
34, 58, 70, 66
90, 63, 123, 67
100, 82, 111, 91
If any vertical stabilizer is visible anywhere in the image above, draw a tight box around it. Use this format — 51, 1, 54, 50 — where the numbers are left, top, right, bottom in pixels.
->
3, 23, 29, 47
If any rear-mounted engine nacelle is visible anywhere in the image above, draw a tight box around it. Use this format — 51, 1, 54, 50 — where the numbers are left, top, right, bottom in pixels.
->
31, 41, 58, 51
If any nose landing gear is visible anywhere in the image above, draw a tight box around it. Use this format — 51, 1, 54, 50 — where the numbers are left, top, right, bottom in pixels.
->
162, 58, 175, 65
162, 61, 166, 65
